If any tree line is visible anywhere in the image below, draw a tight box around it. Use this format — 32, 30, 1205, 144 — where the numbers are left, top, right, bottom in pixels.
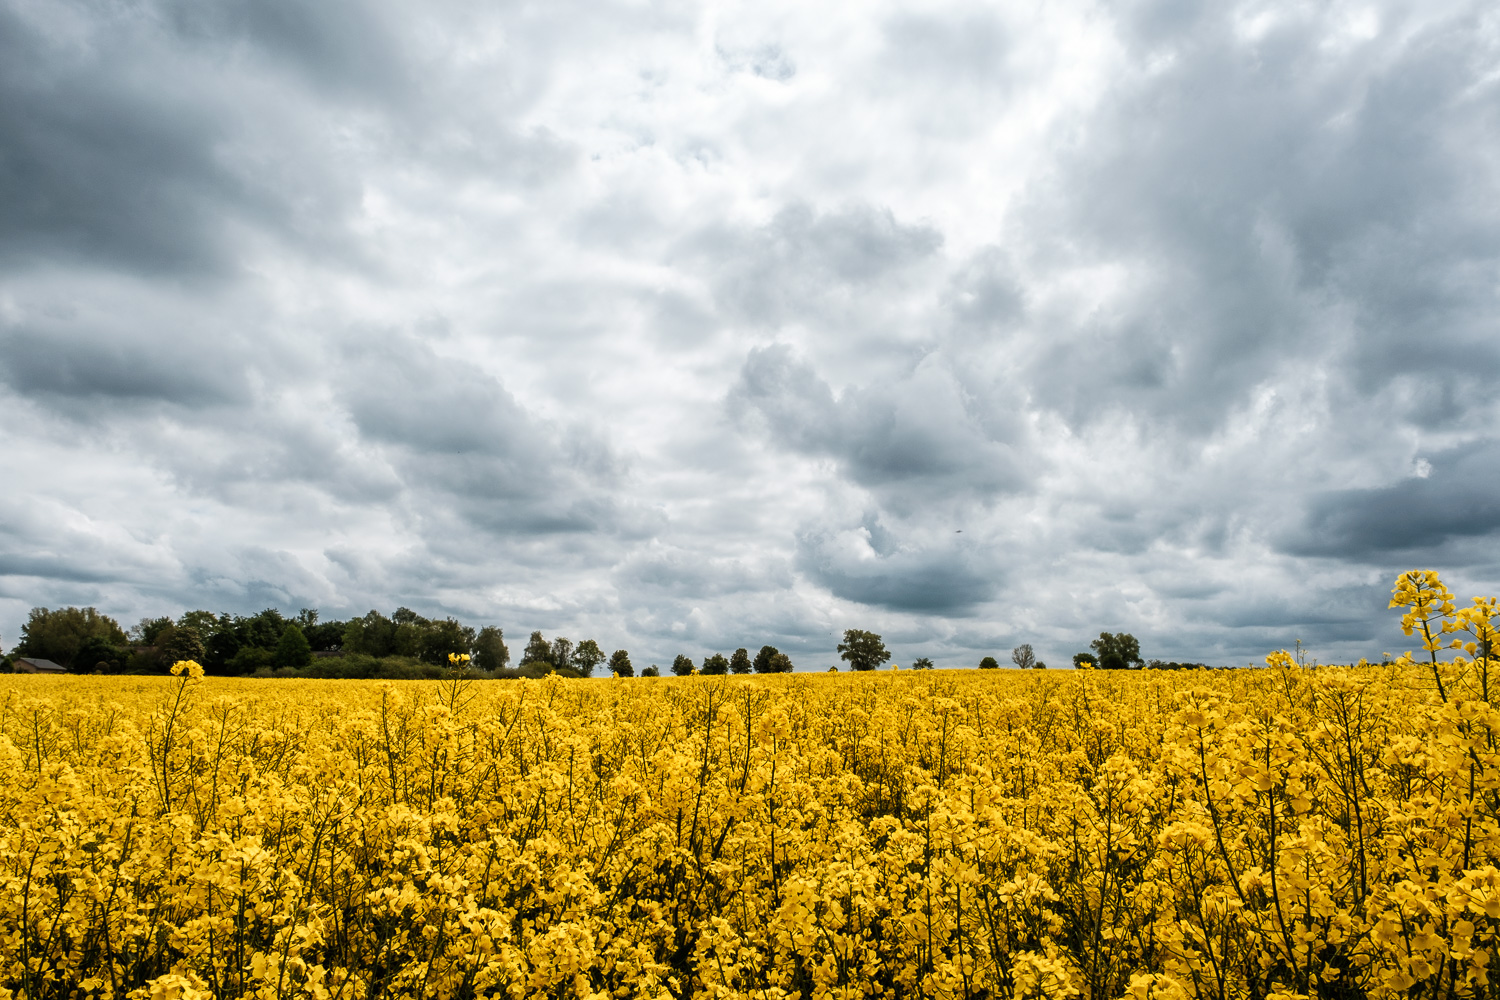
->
0, 605, 513, 678
2, 608, 831, 680
1, 608, 1216, 678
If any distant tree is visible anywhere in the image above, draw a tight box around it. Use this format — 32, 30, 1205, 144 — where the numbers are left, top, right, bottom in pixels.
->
1091, 632, 1143, 670
641, 665, 660, 677
204, 619, 243, 672
275, 623, 313, 668
671, 654, 696, 676
729, 648, 752, 674
74, 635, 127, 674
551, 637, 575, 672
178, 610, 220, 636
393, 622, 425, 658
241, 609, 288, 650
159, 625, 206, 668
573, 639, 605, 677
701, 652, 730, 675
827, 665, 839, 671
16, 607, 129, 670
421, 618, 475, 665
521, 631, 553, 667
392, 607, 429, 627
473, 627, 510, 672
753, 645, 782, 674
911, 656, 935, 670
343, 611, 395, 658
838, 630, 891, 672
768, 652, 794, 673
303, 615, 346, 652
1011, 644, 1036, 670
1035, 661, 1047, 669
228, 647, 275, 675
1073, 652, 1097, 669
609, 649, 634, 677
130, 616, 175, 646
978, 656, 1000, 670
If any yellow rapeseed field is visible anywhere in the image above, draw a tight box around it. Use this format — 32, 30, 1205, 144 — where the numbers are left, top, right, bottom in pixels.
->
1, 571, 1498, 1000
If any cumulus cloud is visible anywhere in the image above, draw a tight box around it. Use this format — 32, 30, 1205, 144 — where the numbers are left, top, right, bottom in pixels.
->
2, 0, 1497, 669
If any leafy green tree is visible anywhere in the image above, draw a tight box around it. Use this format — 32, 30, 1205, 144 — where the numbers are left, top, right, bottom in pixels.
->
701, 652, 729, 675
768, 652, 794, 673
74, 635, 127, 674
393, 622, 425, 658
302, 614, 347, 652
174, 609, 216, 636
521, 631, 553, 667
275, 623, 313, 668
16, 607, 129, 669
671, 654, 695, 676
392, 607, 429, 627
978, 656, 1000, 670
207, 627, 245, 673
609, 649, 634, 677
1011, 644, 1036, 670
551, 637, 575, 672
421, 617, 475, 665
838, 629, 891, 672
729, 648, 752, 674
1091, 632, 1143, 670
574, 639, 605, 677
229, 647, 276, 674
1035, 661, 1047, 669
1073, 652, 1097, 669
753, 645, 782, 674
343, 611, 395, 658
641, 665, 660, 677
473, 627, 510, 672
911, 657, 935, 670
159, 625, 206, 668
241, 609, 288, 650
130, 616, 174, 645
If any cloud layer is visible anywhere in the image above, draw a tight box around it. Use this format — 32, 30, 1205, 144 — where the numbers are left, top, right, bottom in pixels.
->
3, 0, 1498, 669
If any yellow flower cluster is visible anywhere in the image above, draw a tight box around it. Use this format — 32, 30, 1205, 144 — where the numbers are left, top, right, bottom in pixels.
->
0, 573, 1496, 999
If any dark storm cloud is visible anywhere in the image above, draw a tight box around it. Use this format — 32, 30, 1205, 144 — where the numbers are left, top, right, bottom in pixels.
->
796, 517, 998, 614
1287, 441, 1500, 558
730, 344, 1029, 498
0, 312, 250, 408
0, 3, 268, 277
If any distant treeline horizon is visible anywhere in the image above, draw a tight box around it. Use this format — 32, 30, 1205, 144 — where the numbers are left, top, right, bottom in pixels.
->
0, 604, 810, 679
2, 604, 1231, 678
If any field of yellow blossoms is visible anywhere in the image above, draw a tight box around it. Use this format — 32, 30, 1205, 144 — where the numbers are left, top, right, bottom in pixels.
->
1, 571, 1498, 1000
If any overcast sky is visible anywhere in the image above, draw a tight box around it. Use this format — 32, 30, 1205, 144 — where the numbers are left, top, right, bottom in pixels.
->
2, 0, 1497, 670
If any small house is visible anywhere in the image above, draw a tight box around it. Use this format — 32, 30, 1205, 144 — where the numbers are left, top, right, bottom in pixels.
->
13, 657, 66, 674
